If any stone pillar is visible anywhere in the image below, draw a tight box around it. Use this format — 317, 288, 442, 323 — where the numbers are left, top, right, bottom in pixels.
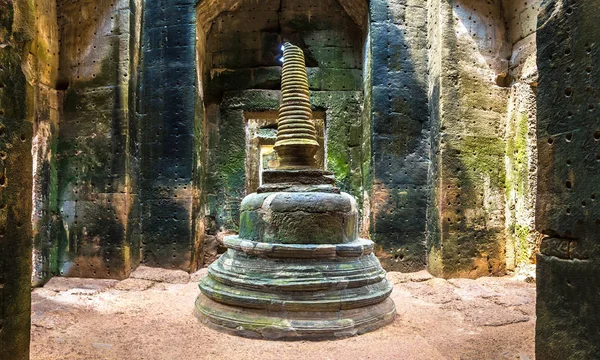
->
0, 0, 34, 357
426, 0, 510, 278
31, 0, 60, 285
195, 43, 395, 340
139, 0, 202, 270
54, 0, 142, 279
503, 0, 541, 271
365, 0, 430, 272
536, 0, 600, 358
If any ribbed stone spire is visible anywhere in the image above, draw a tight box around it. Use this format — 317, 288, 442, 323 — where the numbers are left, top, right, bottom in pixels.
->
274, 42, 320, 170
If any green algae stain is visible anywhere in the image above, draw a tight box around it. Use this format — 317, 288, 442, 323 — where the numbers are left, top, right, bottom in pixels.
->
514, 223, 531, 264
505, 111, 532, 266
506, 112, 529, 198
459, 136, 506, 190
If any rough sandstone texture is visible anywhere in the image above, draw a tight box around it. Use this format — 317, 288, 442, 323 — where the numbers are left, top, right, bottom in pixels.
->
366, 0, 430, 272
28, 0, 546, 280
32, 0, 204, 280
52, 0, 143, 280
426, 0, 541, 278
31, 0, 60, 286
427, 0, 508, 278
198, 0, 366, 242
503, 0, 541, 271
195, 44, 395, 339
138, 0, 203, 272
535, 0, 600, 358
0, 0, 35, 357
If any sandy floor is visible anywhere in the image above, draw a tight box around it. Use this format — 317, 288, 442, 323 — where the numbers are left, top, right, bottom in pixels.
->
30, 267, 535, 360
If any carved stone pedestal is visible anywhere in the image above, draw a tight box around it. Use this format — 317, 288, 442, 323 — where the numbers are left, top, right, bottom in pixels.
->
195, 171, 396, 340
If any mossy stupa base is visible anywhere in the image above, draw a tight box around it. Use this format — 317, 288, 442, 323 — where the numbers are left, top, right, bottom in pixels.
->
194, 173, 396, 340
195, 43, 395, 340
195, 295, 396, 340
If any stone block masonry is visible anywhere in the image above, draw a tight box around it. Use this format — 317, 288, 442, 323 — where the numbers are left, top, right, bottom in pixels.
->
139, 0, 203, 271
52, 0, 142, 279
0, 0, 35, 357
25, 0, 554, 281
199, 0, 367, 245
535, 0, 600, 358
365, 0, 431, 272
427, 0, 516, 278
503, 0, 541, 271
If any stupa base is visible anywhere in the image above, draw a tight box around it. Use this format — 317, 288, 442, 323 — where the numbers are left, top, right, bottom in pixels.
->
194, 294, 396, 341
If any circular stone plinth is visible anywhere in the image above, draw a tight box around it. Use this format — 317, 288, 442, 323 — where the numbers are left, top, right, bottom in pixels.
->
194, 294, 396, 340
223, 236, 374, 258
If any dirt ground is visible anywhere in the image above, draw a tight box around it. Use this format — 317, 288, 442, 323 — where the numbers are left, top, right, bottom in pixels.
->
30, 267, 535, 360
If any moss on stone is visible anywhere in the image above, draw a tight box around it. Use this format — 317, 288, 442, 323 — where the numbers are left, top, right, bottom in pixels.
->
459, 136, 506, 190
506, 112, 529, 198
0, 1, 35, 356
513, 223, 531, 265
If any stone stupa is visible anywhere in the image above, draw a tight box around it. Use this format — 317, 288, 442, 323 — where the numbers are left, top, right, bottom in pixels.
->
195, 42, 396, 340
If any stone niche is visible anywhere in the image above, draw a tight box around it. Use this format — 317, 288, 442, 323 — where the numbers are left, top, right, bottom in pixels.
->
425, 0, 542, 278
197, 0, 367, 241
244, 110, 325, 194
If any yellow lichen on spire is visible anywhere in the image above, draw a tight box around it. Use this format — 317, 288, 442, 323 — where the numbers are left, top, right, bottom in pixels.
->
274, 42, 320, 170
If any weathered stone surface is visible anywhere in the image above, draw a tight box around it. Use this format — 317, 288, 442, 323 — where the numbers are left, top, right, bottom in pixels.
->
44, 0, 144, 280
196, 295, 396, 340
537, 255, 600, 359
0, 1, 36, 357
239, 191, 358, 244
43, 277, 118, 293
206, 90, 364, 237
535, 0, 600, 359
139, 0, 202, 273
426, 0, 513, 278
31, 0, 61, 286
197, 42, 394, 340
115, 278, 154, 291
503, 0, 541, 272
129, 265, 190, 284
200, 0, 365, 243
365, 0, 431, 272
223, 236, 373, 259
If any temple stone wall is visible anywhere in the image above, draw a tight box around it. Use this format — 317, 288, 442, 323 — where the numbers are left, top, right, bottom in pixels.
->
32, 0, 204, 277
7, 0, 600, 354
425, 0, 542, 277
30, 0, 545, 276
503, 0, 541, 270
31, 0, 60, 285
536, 0, 600, 358
0, 0, 35, 356
138, 0, 202, 271
427, 0, 512, 278
365, 0, 430, 271
198, 0, 367, 246
50, 0, 142, 279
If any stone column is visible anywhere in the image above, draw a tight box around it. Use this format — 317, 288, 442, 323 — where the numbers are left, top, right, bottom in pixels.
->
536, 0, 600, 358
54, 0, 142, 279
426, 0, 510, 278
139, 0, 202, 271
365, 0, 430, 272
0, 1, 34, 357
